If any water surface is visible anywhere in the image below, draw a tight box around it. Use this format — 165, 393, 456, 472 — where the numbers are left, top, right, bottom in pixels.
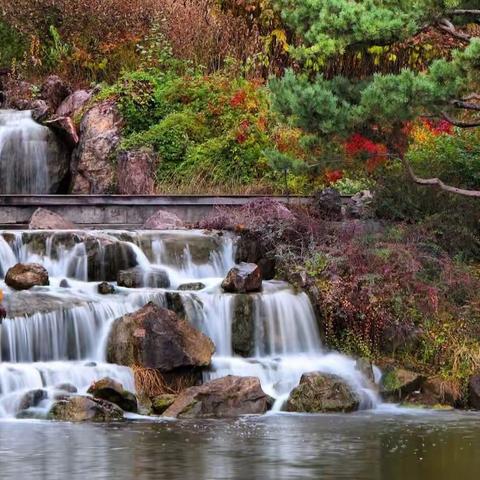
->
1, 411, 479, 480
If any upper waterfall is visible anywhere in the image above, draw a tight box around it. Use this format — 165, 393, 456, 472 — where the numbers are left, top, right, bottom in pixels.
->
0, 110, 68, 194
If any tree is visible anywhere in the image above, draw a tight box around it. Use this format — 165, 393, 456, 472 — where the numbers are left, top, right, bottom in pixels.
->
269, 1, 480, 197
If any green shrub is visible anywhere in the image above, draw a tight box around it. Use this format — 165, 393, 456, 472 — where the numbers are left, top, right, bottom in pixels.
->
0, 21, 26, 68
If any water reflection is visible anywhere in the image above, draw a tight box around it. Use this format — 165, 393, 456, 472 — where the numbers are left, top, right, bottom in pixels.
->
0, 412, 479, 480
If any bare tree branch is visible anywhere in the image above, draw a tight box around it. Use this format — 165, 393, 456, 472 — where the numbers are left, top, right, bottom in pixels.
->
447, 10, 480, 17
463, 94, 480, 101
452, 100, 480, 111
401, 156, 480, 198
442, 111, 480, 128
437, 18, 471, 41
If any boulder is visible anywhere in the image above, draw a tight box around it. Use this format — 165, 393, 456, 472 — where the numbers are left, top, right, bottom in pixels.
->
56, 90, 91, 117
117, 148, 156, 195
468, 374, 480, 410
406, 376, 459, 407
232, 294, 254, 356
71, 101, 121, 193
235, 235, 276, 280
48, 395, 123, 422
313, 188, 343, 220
55, 383, 78, 394
380, 367, 426, 402
162, 375, 271, 418
87, 377, 138, 413
151, 394, 177, 415
29, 208, 75, 230
178, 282, 206, 291
286, 372, 360, 413
143, 210, 184, 230
355, 358, 375, 383
44, 116, 79, 148
98, 282, 115, 295
5, 263, 49, 290
59, 279, 70, 288
106, 302, 215, 371
40, 75, 72, 111
221, 263, 262, 293
117, 267, 170, 289
30, 99, 50, 122
346, 190, 374, 219
18, 389, 48, 411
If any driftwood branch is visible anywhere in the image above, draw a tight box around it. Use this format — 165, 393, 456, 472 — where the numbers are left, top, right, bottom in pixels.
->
452, 100, 480, 111
447, 10, 480, 17
437, 18, 471, 41
401, 156, 480, 198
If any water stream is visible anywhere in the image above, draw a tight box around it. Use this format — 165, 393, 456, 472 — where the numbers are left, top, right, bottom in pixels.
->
0, 229, 379, 418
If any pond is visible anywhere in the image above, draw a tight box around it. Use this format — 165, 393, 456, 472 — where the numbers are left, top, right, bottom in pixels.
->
1, 410, 479, 480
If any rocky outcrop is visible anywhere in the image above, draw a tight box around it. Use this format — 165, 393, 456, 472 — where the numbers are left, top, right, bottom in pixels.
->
71, 101, 122, 193
117, 148, 156, 195
98, 282, 115, 295
221, 263, 262, 293
286, 372, 360, 413
380, 367, 426, 402
31, 99, 50, 122
468, 374, 480, 410
232, 294, 254, 356
48, 395, 123, 422
40, 75, 72, 112
87, 377, 138, 413
151, 394, 177, 415
18, 389, 48, 411
235, 234, 276, 280
355, 358, 375, 383
56, 90, 91, 118
117, 267, 170, 289
107, 302, 215, 371
143, 210, 184, 230
44, 116, 79, 148
346, 190, 374, 219
29, 208, 75, 230
5, 263, 49, 290
163, 375, 271, 418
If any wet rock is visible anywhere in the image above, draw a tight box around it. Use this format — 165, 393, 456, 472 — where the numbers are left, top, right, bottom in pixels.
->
59, 279, 70, 288
117, 148, 156, 195
232, 294, 254, 357
40, 75, 72, 111
44, 116, 79, 148
29, 208, 75, 230
468, 374, 480, 410
71, 101, 121, 193
143, 210, 184, 230
84, 362, 97, 367
163, 375, 271, 418
98, 282, 115, 295
30, 99, 50, 122
356, 358, 375, 383
107, 302, 215, 371
164, 291, 188, 318
235, 235, 275, 280
56, 90, 91, 117
313, 188, 342, 220
406, 376, 459, 407
18, 389, 48, 411
55, 383, 78, 394
5, 263, 49, 290
178, 282, 206, 291
380, 367, 426, 402
221, 263, 262, 293
151, 394, 177, 415
87, 377, 138, 413
48, 395, 123, 422
286, 372, 360, 413
117, 267, 170, 289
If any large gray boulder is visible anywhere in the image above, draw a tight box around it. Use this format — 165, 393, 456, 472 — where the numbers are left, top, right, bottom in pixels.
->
87, 377, 138, 413
106, 302, 215, 371
29, 208, 75, 230
71, 101, 121, 193
163, 375, 271, 418
48, 395, 123, 422
5, 263, 49, 290
221, 263, 262, 293
56, 90, 91, 117
286, 372, 360, 413
117, 148, 156, 195
143, 210, 184, 230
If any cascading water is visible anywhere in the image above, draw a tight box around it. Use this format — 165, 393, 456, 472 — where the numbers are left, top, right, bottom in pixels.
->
0, 109, 69, 194
0, 229, 380, 419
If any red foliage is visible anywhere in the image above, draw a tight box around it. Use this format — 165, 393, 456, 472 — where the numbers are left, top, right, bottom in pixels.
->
324, 169, 344, 184
344, 133, 388, 172
423, 119, 454, 136
230, 89, 247, 107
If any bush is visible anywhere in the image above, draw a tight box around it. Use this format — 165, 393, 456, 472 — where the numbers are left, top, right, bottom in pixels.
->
0, 21, 25, 68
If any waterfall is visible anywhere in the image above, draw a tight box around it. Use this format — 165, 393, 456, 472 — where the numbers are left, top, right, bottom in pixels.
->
0, 110, 53, 194
0, 229, 379, 419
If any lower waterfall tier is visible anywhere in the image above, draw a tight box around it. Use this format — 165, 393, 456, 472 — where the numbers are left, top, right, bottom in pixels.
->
0, 230, 380, 418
